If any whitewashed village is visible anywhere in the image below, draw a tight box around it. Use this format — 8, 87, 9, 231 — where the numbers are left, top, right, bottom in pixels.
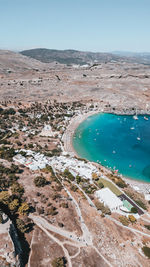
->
1, 100, 150, 267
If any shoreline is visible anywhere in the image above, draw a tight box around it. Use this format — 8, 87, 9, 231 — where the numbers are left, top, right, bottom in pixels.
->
62, 109, 150, 194
62, 109, 101, 155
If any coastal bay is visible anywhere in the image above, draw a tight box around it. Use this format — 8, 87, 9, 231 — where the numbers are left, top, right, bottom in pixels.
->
73, 112, 150, 183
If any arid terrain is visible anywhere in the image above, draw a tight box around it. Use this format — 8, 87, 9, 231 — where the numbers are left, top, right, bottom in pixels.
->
0, 50, 150, 267
1, 50, 150, 110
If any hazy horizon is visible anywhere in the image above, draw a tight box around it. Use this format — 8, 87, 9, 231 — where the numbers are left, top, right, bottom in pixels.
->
1, 0, 150, 52
1, 48, 150, 55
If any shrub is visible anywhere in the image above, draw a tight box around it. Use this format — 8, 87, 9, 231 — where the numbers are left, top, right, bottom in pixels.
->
97, 181, 104, 188
0, 146, 16, 161
119, 216, 129, 226
51, 257, 67, 267
28, 143, 34, 149
142, 246, 150, 259
95, 200, 111, 215
135, 199, 147, 210
0, 213, 3, 223
63, 169, 75, 181
18, 202, 30, 215
55, 184, 63, 192
16, 218, 30, 233
9, 199, 19, 212
11, 182, 24, 197
128, 215, 136, 223
131, 207, 138, 213
46, 206, 58, 216
34, 176, 47, 187
61, 202, 68, 208
92, 173, 99, 181
2, 108, 16, 115
43, 165, 56, 179
0, 191, 10, 205
76, 175, 82, 184
144, 225, 150, 231
36, 207, 44, 214
70, 185, 78, 192
16, 141, 22, 146
116, 180, 127, 188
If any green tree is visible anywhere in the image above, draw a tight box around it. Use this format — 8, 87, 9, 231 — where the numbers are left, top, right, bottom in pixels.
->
97, 180, 104, 188
128, 215, 136, 223
63, 169, 75, 181
119, 216, 129, 226
0, 191, 10, 205
16, 218, 30, 233
0, 213, 3, 223
95, 200, 111, 215
51, 257, 67, 267
18, 202, 30, 215
131, 207, 138, 213
11, 182, 24, 197
144, 225, 150, 231
34, 176, 47, 187
142, 246, 150, 259
76, 175, 81, 184
9, 199, 19, 212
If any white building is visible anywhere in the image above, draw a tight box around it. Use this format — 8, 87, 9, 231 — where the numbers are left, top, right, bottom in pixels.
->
95, 187, 123, 211
40, 124, 56, 137
145, 194, 150, 201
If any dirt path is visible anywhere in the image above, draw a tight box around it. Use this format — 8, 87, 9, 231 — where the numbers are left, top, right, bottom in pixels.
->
52, 167, 93, 245
33, 219, 72, 267
28, 229, 35, 267
63, 185, 93, 245
108, 216, 150, 238
29, 168, 113, 266
29, 214, 86, 246
30, 214, 112, 267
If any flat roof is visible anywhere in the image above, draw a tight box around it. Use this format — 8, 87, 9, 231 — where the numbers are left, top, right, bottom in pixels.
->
95, 187, 123, 210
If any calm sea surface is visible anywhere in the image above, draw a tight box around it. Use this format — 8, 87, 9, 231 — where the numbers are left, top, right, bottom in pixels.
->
73, 113, 150, 182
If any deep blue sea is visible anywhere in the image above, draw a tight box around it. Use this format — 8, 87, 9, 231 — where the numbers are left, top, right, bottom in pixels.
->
73, 113, 150, 183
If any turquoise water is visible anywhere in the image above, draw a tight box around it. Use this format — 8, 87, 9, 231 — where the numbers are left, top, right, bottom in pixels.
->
73, 113, 150, 183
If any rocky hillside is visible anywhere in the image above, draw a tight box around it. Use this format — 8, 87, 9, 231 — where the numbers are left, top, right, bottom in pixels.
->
20, 48, 125, 65
20, 48, 150, 66
0, 50, 55, 73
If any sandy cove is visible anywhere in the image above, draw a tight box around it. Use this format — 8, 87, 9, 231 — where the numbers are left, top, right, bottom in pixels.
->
62, 109, 150, 195
62, 109, 101, 155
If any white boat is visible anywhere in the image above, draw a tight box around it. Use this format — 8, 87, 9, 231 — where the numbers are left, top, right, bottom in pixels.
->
130, 127, 135, 130
133, 115, 138, 120
144, 116, 148, 120
137, 137, 141, 140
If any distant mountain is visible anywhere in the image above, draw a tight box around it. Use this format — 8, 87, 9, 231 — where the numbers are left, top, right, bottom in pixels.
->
112, 51, 150, 64
20, 48, 125, 65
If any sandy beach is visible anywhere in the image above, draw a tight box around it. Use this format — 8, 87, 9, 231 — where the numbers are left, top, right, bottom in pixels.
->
62, 109, 150, 195
62, 109, 102, 155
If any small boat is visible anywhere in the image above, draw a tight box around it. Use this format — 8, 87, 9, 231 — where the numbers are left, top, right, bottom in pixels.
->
130, 127, 135, 130
133, 115, 138, 120
144, 116, 148, 121
137, 137, 141, 141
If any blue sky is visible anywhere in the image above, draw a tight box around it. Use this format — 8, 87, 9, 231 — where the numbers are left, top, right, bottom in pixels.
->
0, 0, 150, 52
